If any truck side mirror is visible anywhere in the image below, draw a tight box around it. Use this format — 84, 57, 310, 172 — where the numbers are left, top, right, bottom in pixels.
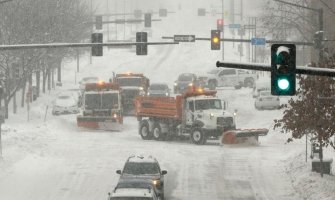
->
162, 170, 167, 175
116, 170, 121, 174
222, 100, 227, 110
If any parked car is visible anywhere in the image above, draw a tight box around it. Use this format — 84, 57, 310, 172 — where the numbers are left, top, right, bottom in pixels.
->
174, 73, 198, 94
79, 76, 99, 91
52, 93, 80, 115
116, 155, 167, 199
110, 179, 159, 200
254, 90, 280, 110
206, 68, 257, 90
148, 83, 170, 97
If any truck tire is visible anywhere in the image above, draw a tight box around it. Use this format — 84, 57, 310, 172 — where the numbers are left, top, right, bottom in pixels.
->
244, 78, 254, 88
139, 120, 152, 140
208, 80, 217, 90
153, 122, 165, 141
191, 129, 206, 145
234, 84, 242, 89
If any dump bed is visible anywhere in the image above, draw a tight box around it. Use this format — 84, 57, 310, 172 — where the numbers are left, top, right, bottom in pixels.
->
134, 96, 183, 120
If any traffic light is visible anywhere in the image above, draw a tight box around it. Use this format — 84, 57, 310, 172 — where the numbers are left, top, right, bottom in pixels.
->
95, 15, 103, 30
91, 33, 103, 56
217, 19, 224, 31
144, 13, 151, 27
271, 44, 296, 96
136, 32, 147, 55
211, 30, 221, 50
313, 31, 323, 49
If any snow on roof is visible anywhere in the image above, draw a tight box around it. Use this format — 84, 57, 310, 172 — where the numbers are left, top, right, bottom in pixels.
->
112, 188, 153, 198
128, 155, 157, 163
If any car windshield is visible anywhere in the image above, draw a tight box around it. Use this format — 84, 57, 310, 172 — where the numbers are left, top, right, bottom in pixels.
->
57, 95, 70, 100
149, 84, 167, 90
178, 74, 193, 81
117, 77, 142, 87
207, 69, 220, 74
194, 99, 222, 110
123, 162, 160, 175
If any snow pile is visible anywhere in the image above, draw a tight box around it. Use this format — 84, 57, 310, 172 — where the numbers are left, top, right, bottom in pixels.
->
285, 151, 335, 200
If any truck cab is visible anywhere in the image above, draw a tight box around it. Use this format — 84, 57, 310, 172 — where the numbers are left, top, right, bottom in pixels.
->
113, 73, 150, 115
184, 95, 235, 134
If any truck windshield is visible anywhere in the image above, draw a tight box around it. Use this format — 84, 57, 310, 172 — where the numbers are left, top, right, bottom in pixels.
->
85, 93, 100, 109
85, 93, 119, 109
117, 77, 142, 87
195, 99, 222, 110
101, 93, 119, 109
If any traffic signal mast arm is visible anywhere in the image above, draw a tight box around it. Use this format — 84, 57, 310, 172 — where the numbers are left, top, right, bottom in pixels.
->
0, 42, 179, 50
216, 61, 335, 77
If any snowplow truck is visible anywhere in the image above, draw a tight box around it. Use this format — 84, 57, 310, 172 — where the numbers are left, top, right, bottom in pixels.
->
77, 82, 123, 131
112, 73, 149, 115
134, 88, 236, 145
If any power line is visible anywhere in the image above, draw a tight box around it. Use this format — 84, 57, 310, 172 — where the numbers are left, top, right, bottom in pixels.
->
320, 0, 335, 15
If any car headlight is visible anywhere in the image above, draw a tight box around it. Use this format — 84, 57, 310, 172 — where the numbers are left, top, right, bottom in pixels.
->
153, 180, 161, 187
188, 83, 193, 86
210, 113, 214, 119
174, 82, 177, 86
165, 92, 169, 96
139, 87, 144, 91
113, 113, 118, 118
147, 92, 150, 96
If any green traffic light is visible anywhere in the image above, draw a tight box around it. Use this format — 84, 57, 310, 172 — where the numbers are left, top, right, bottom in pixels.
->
277, 78, 290, 90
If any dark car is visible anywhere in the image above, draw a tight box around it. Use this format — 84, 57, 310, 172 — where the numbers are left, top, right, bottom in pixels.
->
148, 83, 170, 97
116, 155, 167, 199
174, 73, 198, 94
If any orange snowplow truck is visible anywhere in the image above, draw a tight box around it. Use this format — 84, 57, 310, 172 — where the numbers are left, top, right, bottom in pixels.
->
134, 88, 236, 145
77, 82, 123, 131
112, 73, 149, 115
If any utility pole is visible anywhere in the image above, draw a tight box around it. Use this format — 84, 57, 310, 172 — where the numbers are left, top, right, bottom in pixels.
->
90, 0, 93, 64
221, 0, 224, 61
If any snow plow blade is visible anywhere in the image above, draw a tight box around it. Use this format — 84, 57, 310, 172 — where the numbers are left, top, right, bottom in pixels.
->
221, 129, 268, 144
77, 116, 122, 131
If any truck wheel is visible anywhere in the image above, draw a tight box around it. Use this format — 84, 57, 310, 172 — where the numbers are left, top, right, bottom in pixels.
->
234, 84, 242, 89
208, 81, 216, 90
191, 129, 205, 145
139, 120, 152, 140
153, 123, 165, 141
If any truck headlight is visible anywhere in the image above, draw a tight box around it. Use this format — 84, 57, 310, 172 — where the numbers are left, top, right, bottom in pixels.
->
188, 83, 193, 86
174, 82, 177, 86
153, 180, 161, 187
165, 92, 169, 96
210, 113, 214, 119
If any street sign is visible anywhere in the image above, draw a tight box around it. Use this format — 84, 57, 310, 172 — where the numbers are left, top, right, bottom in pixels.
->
173, 35, 196, 42
244, 24, 256, 29
228, 24, 241, 29
251, 38, 266, 45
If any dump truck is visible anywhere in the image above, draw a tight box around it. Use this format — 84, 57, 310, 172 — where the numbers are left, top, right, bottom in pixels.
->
134, 87, 236, 145
77, 82, 123, 131
112, 73, 150, 115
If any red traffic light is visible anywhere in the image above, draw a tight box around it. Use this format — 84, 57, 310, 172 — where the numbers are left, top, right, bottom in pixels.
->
217, 19, 224, 25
